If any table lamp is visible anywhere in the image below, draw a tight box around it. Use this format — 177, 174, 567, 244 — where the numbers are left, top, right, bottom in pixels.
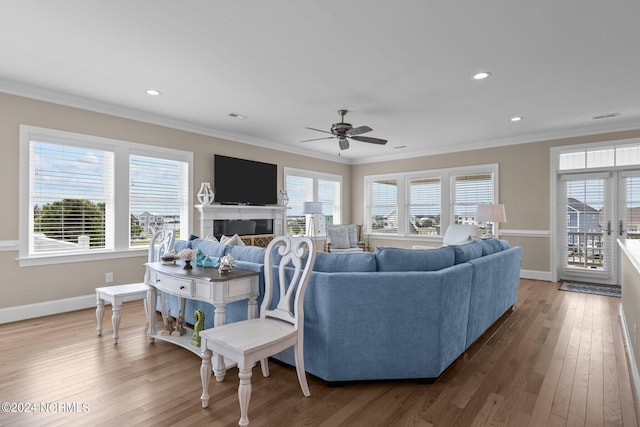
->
476, 204, 507, 238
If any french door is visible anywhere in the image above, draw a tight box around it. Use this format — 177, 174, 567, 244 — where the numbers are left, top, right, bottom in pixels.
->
558, 171, 640, 285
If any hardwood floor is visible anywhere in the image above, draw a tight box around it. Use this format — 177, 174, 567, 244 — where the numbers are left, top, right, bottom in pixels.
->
0, 279, 637, 426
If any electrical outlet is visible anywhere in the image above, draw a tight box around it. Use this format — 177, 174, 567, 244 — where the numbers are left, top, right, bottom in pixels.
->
105, 272, 113, 283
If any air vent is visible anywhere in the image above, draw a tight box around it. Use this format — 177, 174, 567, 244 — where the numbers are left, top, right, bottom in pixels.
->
593, 113, 620, 120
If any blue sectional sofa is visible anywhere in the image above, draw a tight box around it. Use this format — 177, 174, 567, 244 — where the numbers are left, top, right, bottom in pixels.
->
166, 237, 521, 382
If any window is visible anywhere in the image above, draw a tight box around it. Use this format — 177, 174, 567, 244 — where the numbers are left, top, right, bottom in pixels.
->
365, 164, 498, 239
452, 172, 494, 224
19, 126, 192, 265
558, 139, 640, 170
284, 168, 342, 236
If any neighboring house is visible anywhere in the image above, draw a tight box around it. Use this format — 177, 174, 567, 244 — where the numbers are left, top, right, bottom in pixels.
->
567, 198, 601, 234
135, 211, 164, 235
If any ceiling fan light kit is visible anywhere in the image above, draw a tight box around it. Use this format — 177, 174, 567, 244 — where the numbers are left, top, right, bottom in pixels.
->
302, 109, 388, 151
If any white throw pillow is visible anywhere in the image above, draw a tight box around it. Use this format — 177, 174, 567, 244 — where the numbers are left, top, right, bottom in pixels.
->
327, 225, 350, 249
442, 224, 480, 246
220, 234, 246, 246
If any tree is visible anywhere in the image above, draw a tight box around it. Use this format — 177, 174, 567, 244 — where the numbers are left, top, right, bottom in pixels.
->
34, 199, 105, 247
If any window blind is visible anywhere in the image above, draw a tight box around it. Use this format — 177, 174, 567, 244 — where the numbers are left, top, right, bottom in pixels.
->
453, 172, 493, 224
30, 141, 113, 253
129, 155, 188, 245
370, 179, 398, 233
409, 177, 441, 236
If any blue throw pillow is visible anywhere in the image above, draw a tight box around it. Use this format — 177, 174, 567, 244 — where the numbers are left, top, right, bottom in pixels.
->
375, 246, 455, 271
173, 240, 192, 251
479, 238, 503, 255
452, 240, 483, 264
190, 238, 227, 258
313, 251, 377, 272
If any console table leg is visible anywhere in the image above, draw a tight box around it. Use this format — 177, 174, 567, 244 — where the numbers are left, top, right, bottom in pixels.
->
248, 296, 258, 320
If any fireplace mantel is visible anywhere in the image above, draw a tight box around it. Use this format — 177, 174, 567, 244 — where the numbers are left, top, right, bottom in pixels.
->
195, 204, 288, 238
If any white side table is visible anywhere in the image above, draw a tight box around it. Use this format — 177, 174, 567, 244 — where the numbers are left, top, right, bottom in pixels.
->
96, 283, 149, 344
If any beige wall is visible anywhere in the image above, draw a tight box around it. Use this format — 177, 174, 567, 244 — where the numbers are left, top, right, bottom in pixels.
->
3, 91, 640, 311
0, 93, 349, 309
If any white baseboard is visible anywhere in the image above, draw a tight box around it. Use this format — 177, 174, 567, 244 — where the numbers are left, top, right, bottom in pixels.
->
520, 269, 553, 282
618, 304, 640, 411
0, 294, 96, 324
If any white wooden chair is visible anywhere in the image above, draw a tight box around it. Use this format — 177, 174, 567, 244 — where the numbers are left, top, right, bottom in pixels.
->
95, 229, 175, 343
199, 235, 316, 426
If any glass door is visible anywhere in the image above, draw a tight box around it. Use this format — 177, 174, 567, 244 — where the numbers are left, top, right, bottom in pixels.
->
560, 173, 615, 285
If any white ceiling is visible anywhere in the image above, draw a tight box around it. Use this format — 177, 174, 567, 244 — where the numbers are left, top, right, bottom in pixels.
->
2, 1, 640, 164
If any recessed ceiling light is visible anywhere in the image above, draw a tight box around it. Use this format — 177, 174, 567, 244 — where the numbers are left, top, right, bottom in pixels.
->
146, 89, 161, 96
510, 116, 523, 122
228, 113, 247, 120
473, 71, 491, 80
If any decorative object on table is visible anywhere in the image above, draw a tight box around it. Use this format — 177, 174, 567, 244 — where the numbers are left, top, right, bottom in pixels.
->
218, 254, 235, 273
160, 316, 176, 336
172, 310, 187, 336
161, 250, 178, 264
475, 203, 507, 239
177, 248, 197, 270
279, 189, 289, 206
196, 249, 220, 268
197, 182, 215, 205
191, 309, 205, 347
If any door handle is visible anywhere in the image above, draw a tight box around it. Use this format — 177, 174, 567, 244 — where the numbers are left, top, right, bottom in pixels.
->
620, 220, 624, 236
606, 221, 611, 236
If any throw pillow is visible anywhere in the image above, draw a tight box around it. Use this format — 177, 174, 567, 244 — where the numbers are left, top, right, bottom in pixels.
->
220, 234, 246, 246
347, 224, 359, 248
327, 225, 350, 249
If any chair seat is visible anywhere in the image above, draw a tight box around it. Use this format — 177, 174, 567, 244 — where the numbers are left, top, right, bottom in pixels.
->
201, 318, 297, 360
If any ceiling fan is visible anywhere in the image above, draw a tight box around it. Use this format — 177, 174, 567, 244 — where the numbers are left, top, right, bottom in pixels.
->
301, 109, 388, 150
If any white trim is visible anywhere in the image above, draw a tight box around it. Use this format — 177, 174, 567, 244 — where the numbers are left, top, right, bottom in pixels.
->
500, 229, 550, 238
0, 294, 96, 324
17, 248, 147, 267
520, 269, 553, 282
619, 304, 640, 411
0, 240, 19, 252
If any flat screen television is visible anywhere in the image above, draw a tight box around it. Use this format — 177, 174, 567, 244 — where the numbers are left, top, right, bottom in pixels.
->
213, 155, 278, 205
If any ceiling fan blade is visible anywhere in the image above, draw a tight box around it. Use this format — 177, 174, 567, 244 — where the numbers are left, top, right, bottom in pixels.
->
300, 136, 336, 143
305, 127, 333, 135
350, 135, 388, 145
347, 125, 372, 136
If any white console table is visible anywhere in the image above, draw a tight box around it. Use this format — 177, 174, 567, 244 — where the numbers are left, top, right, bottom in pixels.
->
195, 204, 288, 238
145, 261, 259, 362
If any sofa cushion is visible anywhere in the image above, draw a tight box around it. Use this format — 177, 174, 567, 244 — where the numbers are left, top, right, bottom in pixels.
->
452, 240, 484, 264
479, 238, 503, 255
190, 238, 227, 258
226, 244, 266, 264
375, 246, 455, 271
498, 239, 511, 250
313, 251, 377, 272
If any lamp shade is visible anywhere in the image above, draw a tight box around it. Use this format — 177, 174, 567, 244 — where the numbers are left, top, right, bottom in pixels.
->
303, 202, 323, 215
476, 204, 507, 223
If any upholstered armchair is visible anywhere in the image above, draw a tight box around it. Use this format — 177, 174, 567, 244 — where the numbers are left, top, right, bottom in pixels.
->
324, 224, 365, 253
